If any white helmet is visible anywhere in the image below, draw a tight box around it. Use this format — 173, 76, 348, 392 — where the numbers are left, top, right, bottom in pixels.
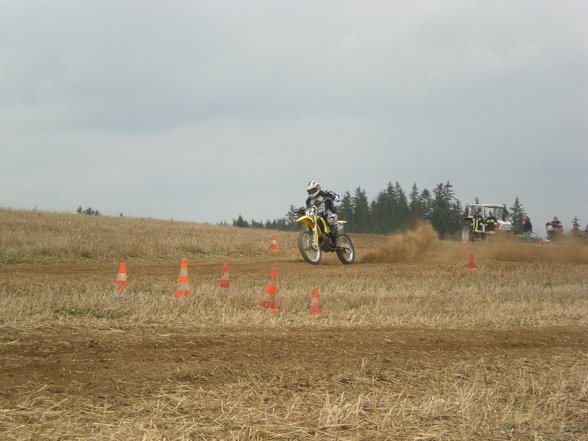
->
306, 180, 321, 198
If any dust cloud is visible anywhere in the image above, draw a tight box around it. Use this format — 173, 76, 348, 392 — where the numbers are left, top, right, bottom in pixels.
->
480, 237, 588, 264
361, 222, 439, 263
360, 224, 588, 265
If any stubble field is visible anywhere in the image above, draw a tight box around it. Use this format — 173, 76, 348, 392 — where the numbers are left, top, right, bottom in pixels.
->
0, 209, 587, 440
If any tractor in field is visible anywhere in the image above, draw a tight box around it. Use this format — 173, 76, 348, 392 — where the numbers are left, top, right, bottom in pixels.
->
462, 203, 513, 241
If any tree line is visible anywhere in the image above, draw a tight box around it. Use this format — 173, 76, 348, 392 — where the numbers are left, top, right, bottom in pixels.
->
233, 181, 535, 239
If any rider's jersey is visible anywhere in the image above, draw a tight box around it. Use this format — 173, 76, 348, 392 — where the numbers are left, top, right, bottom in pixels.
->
306, 190, 340, 216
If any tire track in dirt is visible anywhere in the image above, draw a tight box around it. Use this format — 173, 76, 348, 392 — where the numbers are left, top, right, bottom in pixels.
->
1, 326, 585, 398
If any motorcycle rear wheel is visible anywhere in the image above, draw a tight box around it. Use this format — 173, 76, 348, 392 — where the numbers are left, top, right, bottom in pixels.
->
298, 231, 321, 265
336, 234, 355, 264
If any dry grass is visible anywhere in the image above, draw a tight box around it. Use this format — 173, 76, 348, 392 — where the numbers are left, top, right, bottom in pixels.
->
0, 260, 586, 330
7, 368, 585, 440
0, 208, 290, 263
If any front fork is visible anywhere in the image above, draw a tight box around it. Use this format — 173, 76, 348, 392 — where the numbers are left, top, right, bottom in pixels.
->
311, 223, 320, 250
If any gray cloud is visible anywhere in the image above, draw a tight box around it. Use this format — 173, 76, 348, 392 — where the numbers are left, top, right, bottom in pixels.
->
1, 1, 587, 229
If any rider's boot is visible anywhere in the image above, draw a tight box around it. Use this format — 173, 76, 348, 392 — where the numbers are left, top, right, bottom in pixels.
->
327, 213, 342, 247
333, 226, 342, 248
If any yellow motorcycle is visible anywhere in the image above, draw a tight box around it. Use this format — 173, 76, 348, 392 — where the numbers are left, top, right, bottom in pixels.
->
294, 205, 355, 265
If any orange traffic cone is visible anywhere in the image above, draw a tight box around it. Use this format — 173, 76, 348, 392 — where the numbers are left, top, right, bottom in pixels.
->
467, 253, 477, 271
116, 262, 128, 293
175, 258, 190, 298
269, 234, 278, 253
310, 287, 321, 317
462, 239, 468, 249
219, 263, 230, 292
259, 268, 279, 313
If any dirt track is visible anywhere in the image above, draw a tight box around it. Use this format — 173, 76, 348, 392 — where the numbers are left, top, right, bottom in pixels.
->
2, 324, 585, 398
1, 320, 586, 439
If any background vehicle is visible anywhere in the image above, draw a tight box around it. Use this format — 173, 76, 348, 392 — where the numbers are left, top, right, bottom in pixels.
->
293, 205, 355, 265
462, 203, 513, 241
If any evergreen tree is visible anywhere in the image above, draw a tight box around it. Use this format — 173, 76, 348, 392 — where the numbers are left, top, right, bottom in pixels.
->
451, 199, 464, 233
409, 183, 422, 224
76, 206, 100, 216
430, 182, 460, 239
339, 191, 354, 229
430, 184, 449, 238
233, 215, 249, 228
509, 196, 526, 234
280, 205, 302, 231
370, 184, 392, 234
352, 187, 371, 233
419, 188, 433, 220
265, 217, 291, 230
368, 182, 410, 234
250, 219, 264, 229
394, 181, 410, 230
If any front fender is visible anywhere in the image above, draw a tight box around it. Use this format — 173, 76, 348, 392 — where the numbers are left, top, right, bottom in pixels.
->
296, 215, 315, 230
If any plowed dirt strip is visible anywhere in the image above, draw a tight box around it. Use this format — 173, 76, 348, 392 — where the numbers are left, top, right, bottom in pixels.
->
1, 326, 585, 396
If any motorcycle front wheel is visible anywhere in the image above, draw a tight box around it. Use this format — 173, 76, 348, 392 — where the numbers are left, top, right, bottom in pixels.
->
336, 234, 355, 264
298, 230, 321, 265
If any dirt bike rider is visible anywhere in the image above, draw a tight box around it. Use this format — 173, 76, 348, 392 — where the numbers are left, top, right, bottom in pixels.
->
305, 180, 343, 247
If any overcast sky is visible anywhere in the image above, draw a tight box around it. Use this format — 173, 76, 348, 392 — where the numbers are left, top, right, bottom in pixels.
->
1, 1, 587, 234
